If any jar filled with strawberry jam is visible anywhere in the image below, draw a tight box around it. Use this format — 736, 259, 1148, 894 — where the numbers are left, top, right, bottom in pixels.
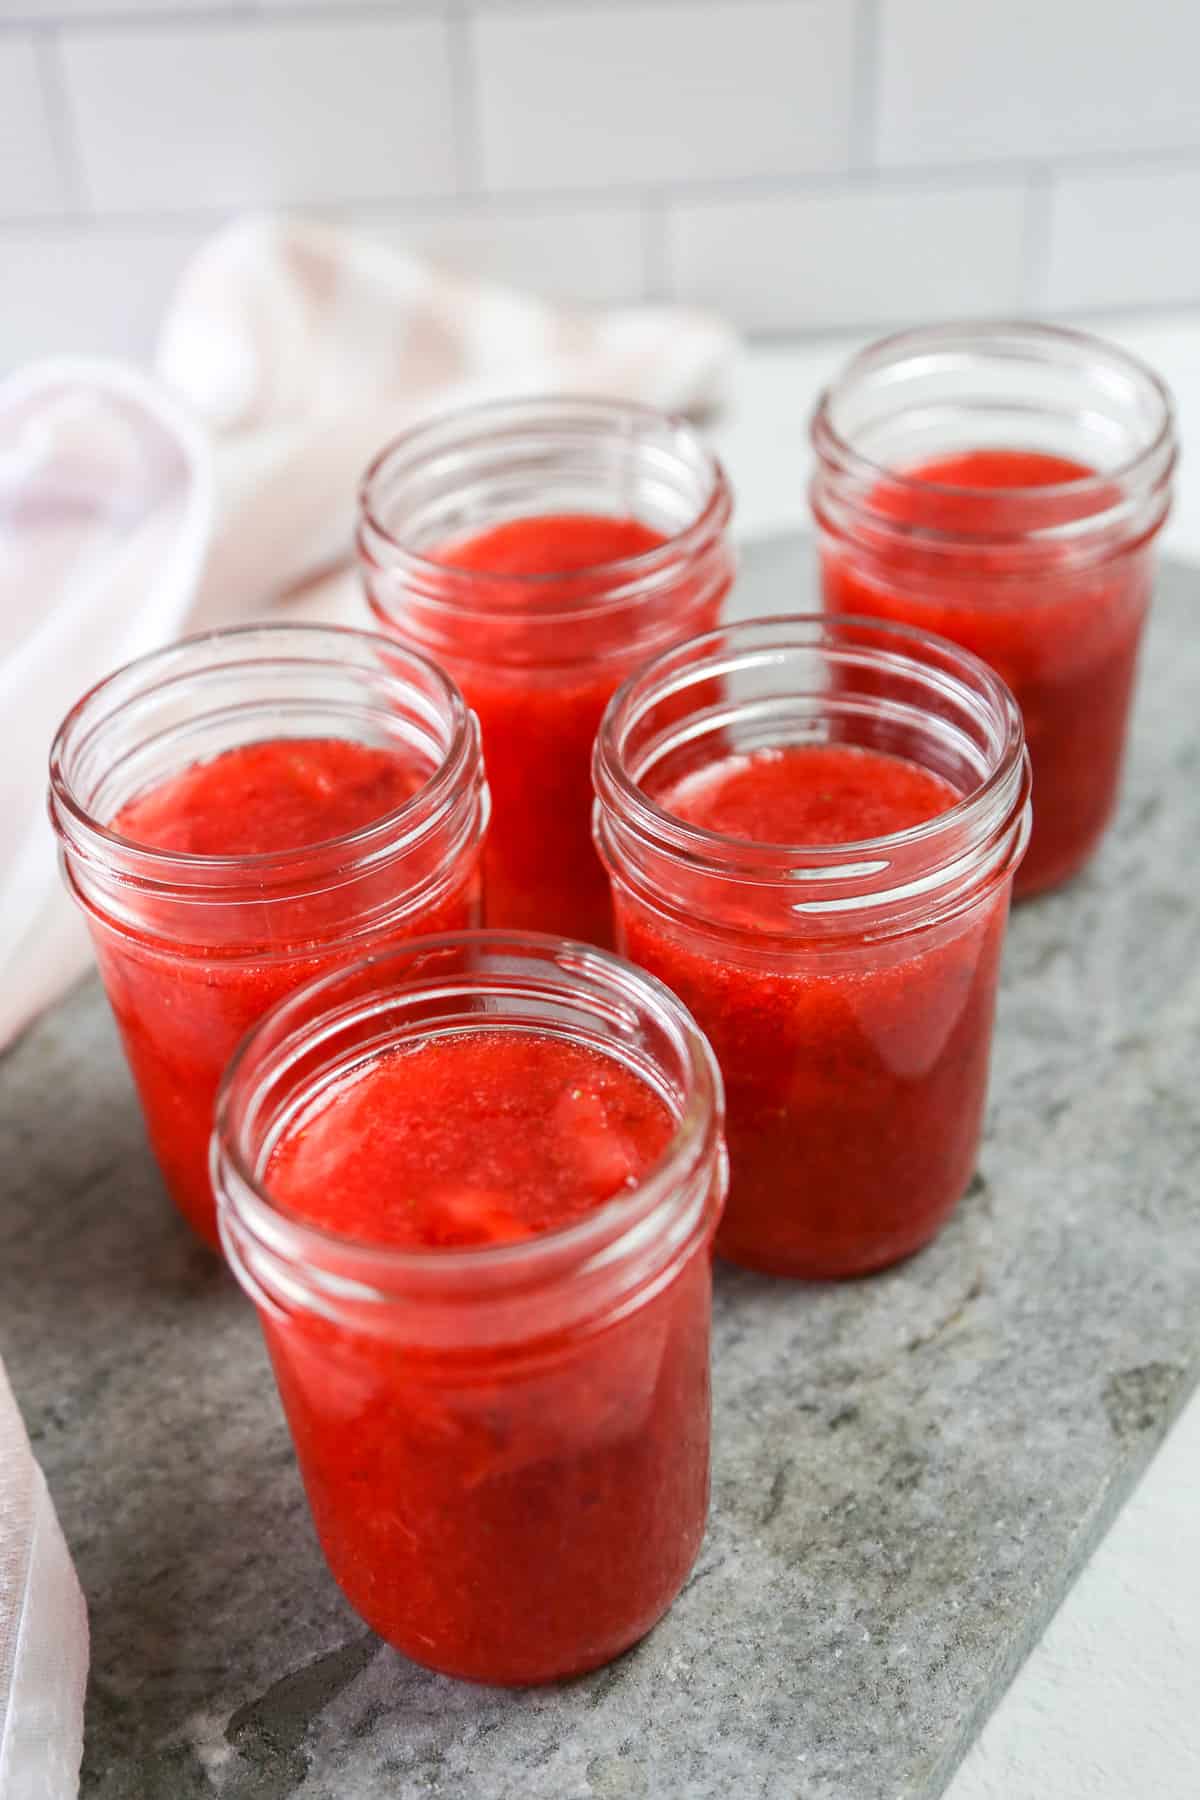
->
358, 398, 733, 945
214, 932, 725, 1684
811, 322, 1175, 896
595, 614, 1030, 1280
49, 625, 487, 1247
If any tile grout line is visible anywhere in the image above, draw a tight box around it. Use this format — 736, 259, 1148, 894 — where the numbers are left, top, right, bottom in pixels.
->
31, 24, 88, 221
0, 0, 734, 25
848, 0, 881, 172
0, 162, 1103, 236
0, 1, 450, 29
446, 0, 482, 198
7, 150, 1200, 239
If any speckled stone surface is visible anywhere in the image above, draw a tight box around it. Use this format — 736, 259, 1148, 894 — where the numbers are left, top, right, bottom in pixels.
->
3, 543, 1200, 1800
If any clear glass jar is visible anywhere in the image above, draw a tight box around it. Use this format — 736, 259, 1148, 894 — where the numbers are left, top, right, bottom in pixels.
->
213, 932, 726, 1685
811, 321, 1176, 896
49, 624, 487, 1247
358, 396, 734, 947
594, 614, 1030, 1279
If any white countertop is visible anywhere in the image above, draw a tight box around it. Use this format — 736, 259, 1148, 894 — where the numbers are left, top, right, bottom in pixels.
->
713, 313, 1200, 1800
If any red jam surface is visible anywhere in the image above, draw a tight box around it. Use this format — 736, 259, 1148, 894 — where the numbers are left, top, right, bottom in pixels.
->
267, 1030, 675, 1246
664, 742, 958, 844
431, 513, 686, 946
260, 1029, 713, 1684
820, 447, 1150, 896
443, 514, 663, 581
616, 743, 1007, 1278
97, 737, 479, 1248
114, 737, 426, 855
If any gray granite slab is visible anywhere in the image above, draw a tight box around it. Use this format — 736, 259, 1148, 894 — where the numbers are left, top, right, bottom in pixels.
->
3, 541, 1200, 1800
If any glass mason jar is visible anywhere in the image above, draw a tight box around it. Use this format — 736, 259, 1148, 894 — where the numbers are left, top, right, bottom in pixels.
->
358, 396, 734, 947
811, 321, 1176, 897
49, 624, 487, 1248
594, 614, 1030, 1280
213, 932, 726, 1685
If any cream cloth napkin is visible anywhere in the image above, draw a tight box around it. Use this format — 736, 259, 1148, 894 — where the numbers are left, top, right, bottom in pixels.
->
0, 360, 214, 1053
0, 1359, 88, 1800
0, 213, 738, 1051
164, 215, 737, 619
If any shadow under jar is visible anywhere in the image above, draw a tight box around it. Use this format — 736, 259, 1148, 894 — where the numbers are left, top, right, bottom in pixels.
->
49, 624, 487, 1248
811, 321, 1176, 897
213, 932, 726, 1685
358, 397, 734, 948
594, 615, 1031, 1280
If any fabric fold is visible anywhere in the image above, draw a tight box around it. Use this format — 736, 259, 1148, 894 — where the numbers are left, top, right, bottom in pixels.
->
2, 213, 737, 1050
0, 1358, 89, 1800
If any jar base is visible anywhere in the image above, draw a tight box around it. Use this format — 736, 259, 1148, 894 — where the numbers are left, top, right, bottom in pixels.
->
1012, 850, 1092, 902
167, 1181, 222, 1252
715, 1214, 954, 1281
349, 1596, 680, 1688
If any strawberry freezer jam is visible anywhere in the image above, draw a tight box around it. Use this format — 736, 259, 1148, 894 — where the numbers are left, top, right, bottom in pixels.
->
664, 742, 959, 845
433, 513, 670, 944
445, 514, 664, 582
114, 736, 426, 856
259, 1029, 713, 1684
615, 743, 1008, 1278
819, 448, 1151, 896
97, 738, 479, 1247
267, 1030, 675, 1246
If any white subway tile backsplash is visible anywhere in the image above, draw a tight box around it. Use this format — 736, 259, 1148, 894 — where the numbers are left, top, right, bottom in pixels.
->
473, 0, 854, 192
664, 178, 1029, 334
357, 203, 648, 305
1046, 163, 1200, 313
0, 37, 68, 218
0, 224, 199, 371
878, 0, 1200, 167
1, 0, 1199, 360
60, 17, 456, 213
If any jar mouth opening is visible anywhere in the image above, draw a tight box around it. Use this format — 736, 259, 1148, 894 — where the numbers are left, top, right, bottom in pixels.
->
214, 932, 724, 1285
811, 319, 1176, 525
48, 622, 478, 879
358, 394, 733, 615
596, 613, 1027, 889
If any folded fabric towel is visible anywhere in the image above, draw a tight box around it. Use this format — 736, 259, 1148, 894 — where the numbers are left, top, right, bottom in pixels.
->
0, 214, 738, 1051
0, 359, 213, 1048
0, 1355, 89, 1800
163, 215, 736, 617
